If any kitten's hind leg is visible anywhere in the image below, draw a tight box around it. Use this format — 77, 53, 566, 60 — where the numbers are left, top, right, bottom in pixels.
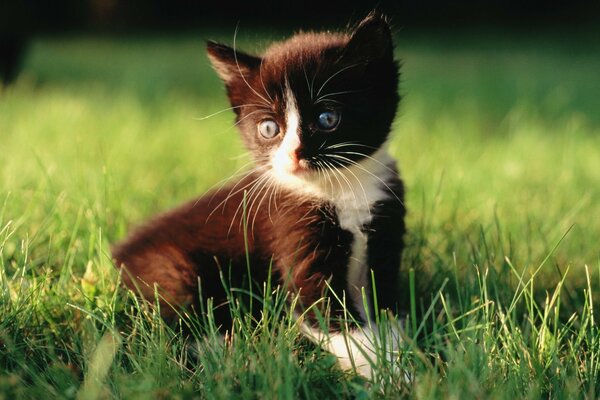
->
114, 245, 199, 321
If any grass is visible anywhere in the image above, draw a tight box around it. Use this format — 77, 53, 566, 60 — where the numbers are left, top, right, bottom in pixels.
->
1, 27, 600, 398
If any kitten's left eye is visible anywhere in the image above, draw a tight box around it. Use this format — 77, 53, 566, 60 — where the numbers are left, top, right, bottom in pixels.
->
317, 110, 341, 131
258, 119, 280, 139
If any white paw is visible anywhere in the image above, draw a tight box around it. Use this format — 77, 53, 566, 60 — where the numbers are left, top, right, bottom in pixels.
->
301, 322, 403, 379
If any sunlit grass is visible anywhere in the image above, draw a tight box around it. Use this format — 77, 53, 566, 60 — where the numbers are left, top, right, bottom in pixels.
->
1, 30, 600, 398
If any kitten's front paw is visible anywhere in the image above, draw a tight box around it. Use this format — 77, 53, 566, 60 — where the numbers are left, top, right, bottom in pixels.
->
302, 320, 405, 380
332, 322, 403, 378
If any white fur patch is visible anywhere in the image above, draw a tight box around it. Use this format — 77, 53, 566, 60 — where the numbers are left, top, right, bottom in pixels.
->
300, 321, 402, 379
271, 84, 305, 186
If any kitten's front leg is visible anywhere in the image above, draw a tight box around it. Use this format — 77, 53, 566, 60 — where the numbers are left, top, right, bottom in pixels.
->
277, 233, 402, 378
273, 201, 405, 378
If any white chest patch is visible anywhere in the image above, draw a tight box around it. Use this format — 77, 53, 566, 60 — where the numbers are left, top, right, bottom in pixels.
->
326, 150, 396, 322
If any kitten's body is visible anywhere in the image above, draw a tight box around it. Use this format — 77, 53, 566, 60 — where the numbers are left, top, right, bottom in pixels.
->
113, 14, 406, 377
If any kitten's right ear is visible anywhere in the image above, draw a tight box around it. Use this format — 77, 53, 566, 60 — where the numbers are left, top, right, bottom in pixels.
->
343, 14, 394, 64
206, 41, 261, 85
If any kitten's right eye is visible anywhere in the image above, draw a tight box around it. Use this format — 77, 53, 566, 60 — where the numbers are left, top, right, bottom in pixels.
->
258, 119, 280, 139
316, 110, 341, 131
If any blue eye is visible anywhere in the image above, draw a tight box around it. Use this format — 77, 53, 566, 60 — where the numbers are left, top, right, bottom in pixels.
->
258, 119, 280, 139
317, 110, 341, 131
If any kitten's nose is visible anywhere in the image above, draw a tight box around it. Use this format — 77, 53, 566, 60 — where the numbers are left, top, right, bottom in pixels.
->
289, 149, 299, 164
293, 149, 312, 172
287, 148, 311, 173
286, 151, 301, 172
293, 146, 308, 163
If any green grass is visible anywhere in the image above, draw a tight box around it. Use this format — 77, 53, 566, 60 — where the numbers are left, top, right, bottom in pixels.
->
1, 28, 600, 398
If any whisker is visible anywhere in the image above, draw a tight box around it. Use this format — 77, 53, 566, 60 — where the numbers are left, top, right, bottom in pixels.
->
302, 64, 314, 101
259, 59, 275, 103
325, 156, 370, 209
324, 154, 404, 206
251, 175, 277, 232
202, 160, 257, 198
232, 25, 272, 107
246, 173, 274, 233
229, 151, 252, 161
229, 172, 272, 235
328, 158, 359, 207
204, 156, 270, 213
193, 104, 270, 121
319, 158, 348, 209
205, 168, 265, 222
324, 142, 378, 151
266, 175, 279, 223
314, 158, 335, 196
310, 71, 318, 103
330, 150, 397, 174
315, 89, 365, 104
229, 109, 267, 130
315, 63, 362, 99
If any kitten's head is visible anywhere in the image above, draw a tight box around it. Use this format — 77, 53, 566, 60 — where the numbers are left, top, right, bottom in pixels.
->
207, 14, 399, 192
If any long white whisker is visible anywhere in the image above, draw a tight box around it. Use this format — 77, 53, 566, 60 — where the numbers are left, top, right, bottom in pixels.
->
193, 104, 270, 121
326, 158, 359, 207
266, 174, 279, 223
314, 158, 335, 196
302, 64, 314, 101
251, 175, 277, 231
320, 158, 348, 209
246, 173, 274, 234
259, 59, 274, 103
230, 109, 268, 129
315, 63, 361, 99
315, 89, 364, 104
330, 150, 397, 174
324, 142, 378, 151
326, 156, 370, 209
232, 25, 272, 107
325, 154, 404, 206
229, 172, 271, 235
203, 160, 258, 199
229, 151, 252, 160
205, 168, 265, 221
310, 71, 318, 102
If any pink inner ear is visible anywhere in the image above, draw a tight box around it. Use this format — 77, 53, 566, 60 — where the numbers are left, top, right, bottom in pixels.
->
206, 41, 262, 84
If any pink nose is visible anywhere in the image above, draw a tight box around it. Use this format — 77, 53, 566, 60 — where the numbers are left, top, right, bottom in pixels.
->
288, 150, 299, 165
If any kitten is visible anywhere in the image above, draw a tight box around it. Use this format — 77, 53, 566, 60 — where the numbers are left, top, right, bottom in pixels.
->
113, 14, 406, 377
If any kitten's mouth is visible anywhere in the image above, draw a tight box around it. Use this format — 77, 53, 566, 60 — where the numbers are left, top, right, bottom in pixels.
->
292, 159, 312, 175
274, 159, 313, 179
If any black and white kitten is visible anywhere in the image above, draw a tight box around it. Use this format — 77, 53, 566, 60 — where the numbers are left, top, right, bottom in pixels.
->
113, 14, 406, 377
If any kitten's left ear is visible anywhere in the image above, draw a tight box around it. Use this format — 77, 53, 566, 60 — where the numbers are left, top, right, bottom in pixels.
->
206, 41, 262, 85
343, 14, 394, 63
